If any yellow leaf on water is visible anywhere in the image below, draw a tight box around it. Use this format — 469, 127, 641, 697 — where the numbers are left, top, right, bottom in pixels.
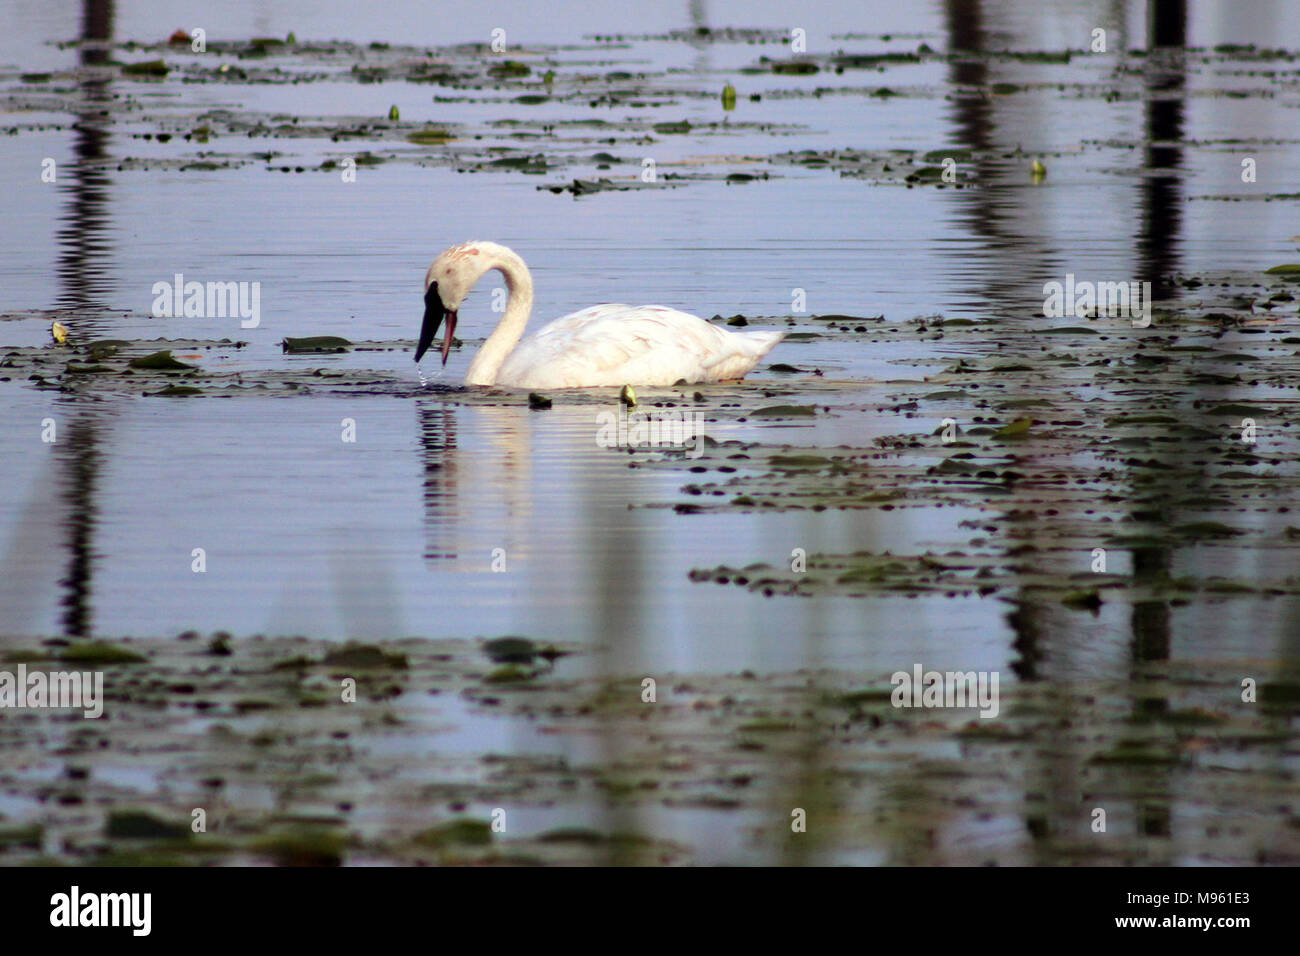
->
993, 418, 1033, 439
50, 321, 68, 344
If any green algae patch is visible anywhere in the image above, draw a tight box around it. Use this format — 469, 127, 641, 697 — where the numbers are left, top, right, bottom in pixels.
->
322, 643, 408, 670
65, 363, 113, 374
128, 350, 195, 370
769, 454, 830, 469
0, 824, 43, 849
537, 827, 652, 846
414, 819, 492, 848
2, 649, 53, 664
830, 687, 895, 708
106, 811, 189, 839
484, 664, 533, 684
1260, 682, 1300, 710
1264, 264, 1300, 274
1174, 521, 1244, 539
252, 829, 346, 866
483, 636, 537, 663
1089, 743, 1182, 767
281, 336, 352, 353
906, 165, 946, 183
61, 642, 147, 664
1060, 589, 1102, 610
271, 655, 316, 671
751, 405, 817, 418
992, 418, 1033, 439
1131, 707, 1228, 726
407, 127, 453, 145
122, 59, 169, 77
488, 60, 531, 78
954, 722, 1028, 742
923, 148, 973, 162
737, 719, 798, 733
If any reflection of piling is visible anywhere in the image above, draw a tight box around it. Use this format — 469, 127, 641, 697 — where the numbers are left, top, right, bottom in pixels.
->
585, 438, 647, 864
1137, 0, 1186, 298
52, 0, 119, 640
55, 410, 105, 638
57, 0, 116, 317
418, 405, 460, 561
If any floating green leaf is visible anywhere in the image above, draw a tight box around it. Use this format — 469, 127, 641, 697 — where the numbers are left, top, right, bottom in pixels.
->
280, 336, 352, 353
992, 418, 1033, 439
128, 350, 195, 370
122, 59, 169, 77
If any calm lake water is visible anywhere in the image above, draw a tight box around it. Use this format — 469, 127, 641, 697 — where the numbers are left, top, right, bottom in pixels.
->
2, 1, 1300, 671
2, 4, 1299, 680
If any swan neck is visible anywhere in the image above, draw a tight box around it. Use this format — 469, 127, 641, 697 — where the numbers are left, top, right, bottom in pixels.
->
464, 252, 534, 386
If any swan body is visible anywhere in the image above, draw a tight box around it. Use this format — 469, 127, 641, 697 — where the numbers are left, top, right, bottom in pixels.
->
416, 241, 783, 389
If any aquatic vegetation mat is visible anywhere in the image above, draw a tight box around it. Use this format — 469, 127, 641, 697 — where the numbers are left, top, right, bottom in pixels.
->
0, 634, 1296, 865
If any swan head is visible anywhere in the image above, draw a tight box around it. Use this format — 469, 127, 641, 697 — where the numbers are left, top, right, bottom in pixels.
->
416, 246, 476, 365
417, 241, 529, 365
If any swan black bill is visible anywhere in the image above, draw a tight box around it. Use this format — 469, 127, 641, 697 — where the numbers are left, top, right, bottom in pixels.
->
416, 282, 457, 365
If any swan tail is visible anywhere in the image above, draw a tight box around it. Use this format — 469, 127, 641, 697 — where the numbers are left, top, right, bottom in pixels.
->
699, 330, 786, 378
741, 330, 785, 358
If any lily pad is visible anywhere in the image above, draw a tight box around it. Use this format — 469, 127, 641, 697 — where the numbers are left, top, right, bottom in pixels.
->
771, 61, 818, 75
106, 811, 188, 839
281, 336, 352, 353
61, 642, 147, 664
484, 664, 532, 684
1174, 521, 1244, 538
128, 350, 195, 370
322, 643, 408, 670
414, 819, 492, 848
751, 405, 817, 418
122, 59, 169, 77
992, 419, 1033, 439
407, 127, 453, 145
483, 636, 537, 663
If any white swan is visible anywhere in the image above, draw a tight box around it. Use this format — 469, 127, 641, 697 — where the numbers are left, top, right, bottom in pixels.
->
415, 241, 784, 388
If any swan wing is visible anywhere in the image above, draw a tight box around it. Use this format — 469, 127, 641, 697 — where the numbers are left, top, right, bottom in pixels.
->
497, 305, 782, 388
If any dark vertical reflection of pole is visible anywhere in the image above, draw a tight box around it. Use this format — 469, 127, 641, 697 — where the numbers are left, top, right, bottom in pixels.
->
943, 0, 1053, 686
1129, 0, 1186, 666
55, 0, 117, 639
944, 0, 989, 143
57, 0, 115, 316
1121, 0, 1188, 861
56, 409, 104, 638
418, 404, 460, 561
1137, 0, 1185, 297
587, 447, 646, 866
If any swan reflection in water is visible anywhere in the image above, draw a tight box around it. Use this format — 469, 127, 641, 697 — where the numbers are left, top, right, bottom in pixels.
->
417, 403, 532, 567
